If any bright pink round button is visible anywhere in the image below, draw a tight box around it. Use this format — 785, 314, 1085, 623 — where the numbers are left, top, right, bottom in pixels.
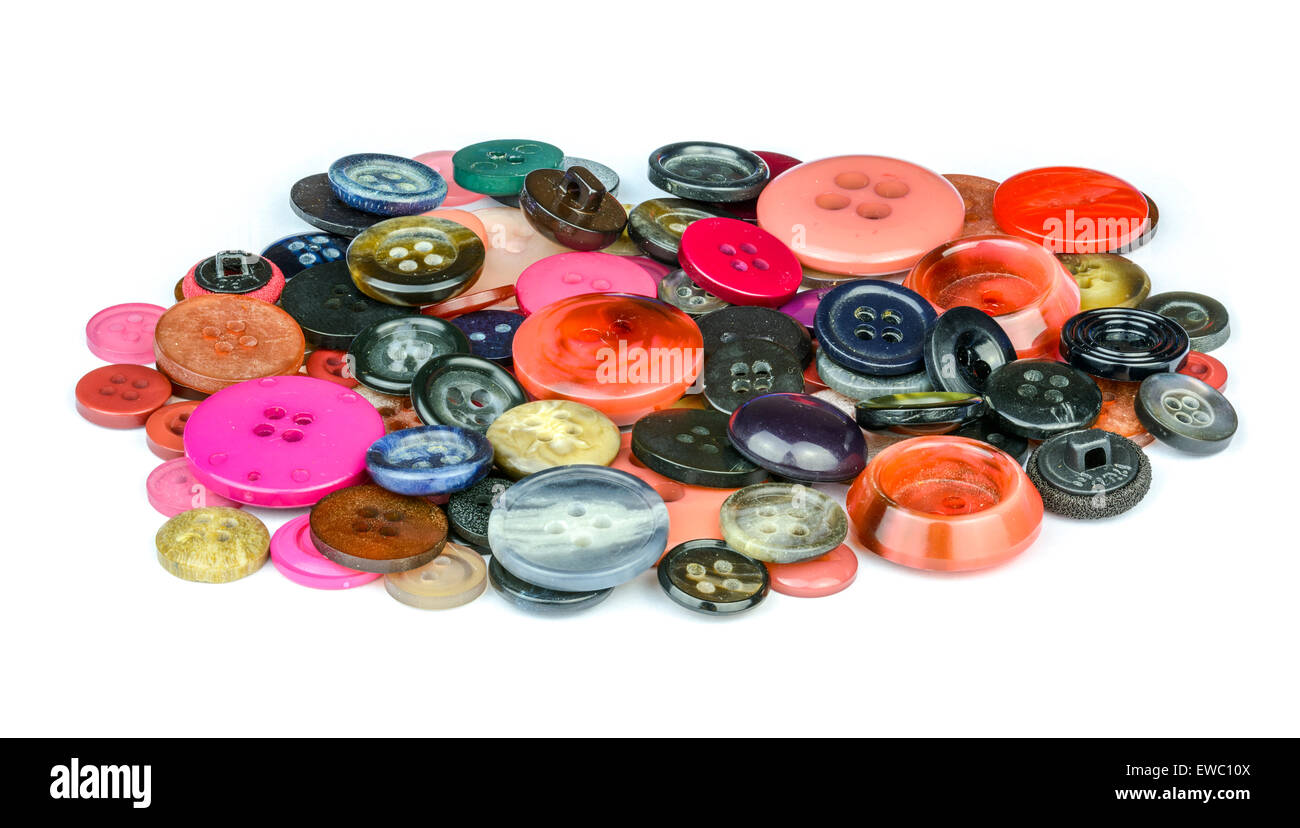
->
766, 543, 858, 598
146, 457, 244, 517
414, 150, 481, 207
678, 217, 801, 307
270, 514, 382, 589
184, 376, 384, 508
86, 303, 166, 364
515, 251, 657, 315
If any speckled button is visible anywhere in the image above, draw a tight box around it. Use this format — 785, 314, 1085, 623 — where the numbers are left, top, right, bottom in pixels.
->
76, 364, 173, 428
411, 353, 525, 432
153, 294, 305, 394
658, 539, 770, 615
647, 142, 768, 202
720, 483, 849, 564
515, 251, 657, 315
310, 484, 449, 573
766, 543, 858, 598
488, 555, 613, 614
181, 251, 285, 302
944, 174, 1001, 237
346, 216, 484, 307
86, 303, 165, 363
270, 514, 381, 590
384, 542, 488, 609
328, 153, 446, 216
261, 232, 348, 278
485, 399, 620, 479
447, 476, 513, 547
366, 424, 493, 496
627, 198, 728, 263
815, 280, 936, 375
146, 457, 244, 517
449, 310, 523, 362
145, 400, 201, 459
347, 315, 470, 396
155, 507, 269, 583
413, 151, 482, 207
678, 217, 801, 307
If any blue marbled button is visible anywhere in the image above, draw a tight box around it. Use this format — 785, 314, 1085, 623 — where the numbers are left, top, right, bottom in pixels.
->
261, 232, 348, 278
366, 425, 493, 496
449, 310, 524, 363
327, 153, 447, 216
727, 392, 866, 483
814, 280, 936, 375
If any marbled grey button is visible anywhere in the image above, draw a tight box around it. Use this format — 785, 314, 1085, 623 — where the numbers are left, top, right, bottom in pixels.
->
658, 269, 730, 316
658, 539, 769, 616
719, 483, 848, 564
816, 349, 933, 400
1139, 291, 1230, 352
488, 556, 612, 614
1135, 373, 1237, 455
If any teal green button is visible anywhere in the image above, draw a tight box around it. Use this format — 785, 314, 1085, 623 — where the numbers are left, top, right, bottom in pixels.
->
452, 139, 563, 197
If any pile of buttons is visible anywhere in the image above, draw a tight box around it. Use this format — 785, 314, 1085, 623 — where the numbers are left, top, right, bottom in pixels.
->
78, 142, 1238, 615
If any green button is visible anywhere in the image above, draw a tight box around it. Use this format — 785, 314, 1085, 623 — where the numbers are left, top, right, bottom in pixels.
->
452, 139, 563, 197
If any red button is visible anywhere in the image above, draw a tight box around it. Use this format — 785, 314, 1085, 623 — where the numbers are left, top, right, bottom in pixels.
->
993, 166, 1149, 254
766, 543, 858, 597
75, 364, 173, 428
145, 400, 201, 459
1178, 350, 1227, 390
305, 349, 358, 388
678, 217, 800, 307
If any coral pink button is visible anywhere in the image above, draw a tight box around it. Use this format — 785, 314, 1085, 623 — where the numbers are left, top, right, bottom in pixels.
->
85, 303, 166, 364
181, 252, 285, 303
184, 376, 384, 508
515, 251, 657, 315
146, 457, 244, 517
766, 543, 858, 597
678, 218, 801, 307
413, 150, 481, 207
271, 514, 381, 589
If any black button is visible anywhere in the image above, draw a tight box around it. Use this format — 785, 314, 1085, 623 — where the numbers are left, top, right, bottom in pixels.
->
647, 142, 769, 202
411, 353, 526, 432
657, 539, 770, 615
1059, 307, 1190, 380
703, 338, 804, 414
924, 306, 1017, 393
1027, 429, 1151, 518
447, 476, 513, 547
855, 392, 986, 430
631, 409, 766, 488
347, 315, 471, 396
277, 261, 408, 350
699, 305, 813, 368
289, 173, 384, 238
1135, 373, 1237, 455
488, 555, 613, 614
984, 359, 1103, 440
1140, 291, 1230, 352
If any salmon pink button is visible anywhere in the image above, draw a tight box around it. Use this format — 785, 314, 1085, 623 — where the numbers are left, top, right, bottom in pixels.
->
184, 375, 385, 508
270, 515, 381, 590
146, 457, 243, 517
413, 151, 482, 207
679, 217, 801, 307
766, 543, 858, 598
515, 251, 657, 315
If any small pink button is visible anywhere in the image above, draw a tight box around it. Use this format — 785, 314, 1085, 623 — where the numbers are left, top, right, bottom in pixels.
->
270, 514, 382, 589
678, 218, 801, 307
184, 376, 385, 508
413, 150, 481, 207
86, 303, 166, 364
515, 251, 657, 315
766, 543, 858, 598
146, 457, 244, 517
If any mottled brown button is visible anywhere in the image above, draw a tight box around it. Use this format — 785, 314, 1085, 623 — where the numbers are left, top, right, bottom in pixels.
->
173, 277, 185, 302
153, 294, 305, 393
354, 385, 423, 432
310, 484, 449, 573
145, 400, 201, 459
944, 174, 1000, 237
75, 364, 173, 428
384, 541, 488, 609
155, 507, 270, 583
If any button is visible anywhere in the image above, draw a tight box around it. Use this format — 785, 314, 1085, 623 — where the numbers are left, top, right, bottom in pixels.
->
701, 150, 802, 221
678, 217, 801, 307
354, 385, 423, 433
1135, 373, 1237, 455
657, 268, 729, 316
261, 232, 348, 279
421, 285, 517, 320
384, 542, 488, 609
1060, 308, 1190, 381
847, 436, 1043, 571
184, 375, 385, 507
346, 216, 485, 307
155, 507, 270, 583
728, 393, 866, 482
270, 514, 381, 590
856, 392, 986, 432
628, 255, 674, 283
611, 432, 733, 554
1121, 192, 1160, 252
85, 303, 165, 363
815, 350, 933, 400
658, 539, 770, 615
1140, 291, 1231, 352
779, 289, 828, 329
943, 174, 1000, 236
699, 305, 813, 368
1091, 376, 1151, 446
182, 250, 285, 302
452, 139, 564, 196
488, 465, 669, 590
347, 315, 470, 396
412, 150, 482, 207
289, 173, 385, 237
366, 424, 493, 496
328, 153, 447, 216
631, 409, 766, 488
815, 280, 935, 375
469, 206, 570, 297
702, 339, 803, 414
515, 251, 657, 315
984, 359, 1103, 440
647, 141, 768, 202
447, 476, 513, 547
154, 295, 306, 394
488, 555, 612, 614
520, 166, 627, 251
1058, 253, 1151, 310
145, 400, 202, 460
277, 261, 409, 350
146, 457, 244, 517
448, 310, 523, 362
924, 306, 1018, 394
485, 399, 620, 479
422, 207, 488, 249
1179, 350, 1228, 390
411, 353, 526, 432
757, 155, 965, 275
511, 293, 702, 425
766, 543, 857, 598
905, 235, 1081, 359
1026, 429, 1152, 519
310, 483, 449, 573
75, 364, 172, 428
719, 482, 848, 564
305, 349, 358, 388
173, 278, 185, 302
627, 198, 728, 263
994, 166, 1149, 253
953, 415, 1031, 464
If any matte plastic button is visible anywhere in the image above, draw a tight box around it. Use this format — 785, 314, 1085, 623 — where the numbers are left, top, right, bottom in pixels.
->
384, 542, 488, 609
856, 392, 986, 431
310, 484, 449, 573
631, 409, 766, 489
277, 261, 408, 351
766, 543, 857, 598
515, 251, 656, 315
1179, 350, 1227, 390
155, 507, 270, 583
366, 425, 493, 496
1026, 429, 1151, 519
944, 174, 1000, 237
76, 364, 172, 428
658, 539, 770, 615
815, 280, 936, 375
346, 216, 484, 307
145, 400, 201, 459
411, 353, 526, 432
146, 457, 243, 517
1135, 373, 1237, 455
488, 555, 612, 614
520, 166, 627, 251
627, 198, 727, 263
1140, 291, 1231, 352
728, 392, 866, 482
1058, 253, 1151, 310
328, 153, 446, 216
261, 232, 348, 278
447, 476, 513, 547
347, 315, 470, 396
924, 306, 1017, 394
270, 514, 381, 590
448, 310, 523, 362
182, 251, 285, 302
412, 150, 481, 207
305, 349, 358, 388
703, 338, 804, 414
657, 268, 730, 316
647, 141, 768, 202
1059, 308, 1190, 381
719, 483, 849, 564
699, 305, 813, 368
486, 399, 620, 479
86, 302, 165, 364
290, 173, 385, 238
994, 166, 1149, 253
816, 350, 933, 401
452, 139, 564, 197
154, 295, 306, 394
678, 217, 801, 307
984, 359, 1103, 440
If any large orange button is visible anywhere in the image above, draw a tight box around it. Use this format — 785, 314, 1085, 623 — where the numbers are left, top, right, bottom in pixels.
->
153, 295, 305, 393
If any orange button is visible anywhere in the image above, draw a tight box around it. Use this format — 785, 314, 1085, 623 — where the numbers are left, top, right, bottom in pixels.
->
153, 295, 305, 393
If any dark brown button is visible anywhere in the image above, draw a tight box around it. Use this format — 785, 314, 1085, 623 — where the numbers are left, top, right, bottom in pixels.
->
153, 294, 306, 393
520, 166, 628, 251
145, 400, 201, 459
309, 484, 449, 573
75, 364, 173, 428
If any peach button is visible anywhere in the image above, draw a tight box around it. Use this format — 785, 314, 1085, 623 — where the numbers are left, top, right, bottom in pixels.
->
766, 543, 858, 598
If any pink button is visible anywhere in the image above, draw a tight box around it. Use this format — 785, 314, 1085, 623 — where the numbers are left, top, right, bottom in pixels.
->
515, 251, 657, 316
270, 514, 382, 589
627, 256, 674, 284
678, 218, 801, 307
181, 253, 286, 303
413, 150, 481, 207
184, 376, 385, 508
766, 543, 858, 597
146, 457, 244, 517
86, 303, 166, 364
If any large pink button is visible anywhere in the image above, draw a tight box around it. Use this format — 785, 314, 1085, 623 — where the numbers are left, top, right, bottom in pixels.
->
184, 376, 384, 508
678, 218, 801, 307
413, 150, 481, 207
270, 515, 382, 589
766, 543, 858, 597
86, 303, 166, 364
146, 457, 244, 517
515, 251, 657, 315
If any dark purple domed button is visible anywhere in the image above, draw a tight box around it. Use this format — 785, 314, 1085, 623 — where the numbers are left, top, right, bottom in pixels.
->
726, 392, 866, 483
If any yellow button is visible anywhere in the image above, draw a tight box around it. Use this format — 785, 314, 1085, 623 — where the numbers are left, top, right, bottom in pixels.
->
486, 399, 620, 479
155, 507, 270, 583
1059, 253, 1151, 310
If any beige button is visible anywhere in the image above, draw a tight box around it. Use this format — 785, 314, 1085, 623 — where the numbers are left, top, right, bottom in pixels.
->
155, 507, 270, 583
471, 207, 570, 300
486, 399, 620, 479
384, 542, 488, 609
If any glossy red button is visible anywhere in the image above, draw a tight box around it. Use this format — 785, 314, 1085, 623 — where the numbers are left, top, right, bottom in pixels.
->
993, 166, 1149, 254
766, 543, 858, 597
421, 285, 516, 319
678, 218, 801, 307
1178, 350, 1227, 390
305, 349, 358, 388
75, 364, 173, 428
145, 400, 201, 459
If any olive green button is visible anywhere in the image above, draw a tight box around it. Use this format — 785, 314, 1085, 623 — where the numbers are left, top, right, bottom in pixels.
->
155, 507, 270, 583
1058, 253, 1151, 311
452, 139, 564, 197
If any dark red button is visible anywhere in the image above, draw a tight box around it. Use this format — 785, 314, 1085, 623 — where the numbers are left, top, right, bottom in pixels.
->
75, 364, 173, 428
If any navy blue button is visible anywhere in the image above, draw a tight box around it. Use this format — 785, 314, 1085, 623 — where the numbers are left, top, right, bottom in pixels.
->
814, 280, 935, 376
327, 153, 447, 216
261, 232, 348, 278
449, 310, 524, 363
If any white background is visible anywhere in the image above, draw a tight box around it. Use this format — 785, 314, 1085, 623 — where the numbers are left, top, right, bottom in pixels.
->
3, 0, 1295, 737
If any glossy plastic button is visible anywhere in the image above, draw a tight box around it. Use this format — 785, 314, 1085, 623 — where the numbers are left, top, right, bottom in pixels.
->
355, 385, 422, 433
1058, 253, 1151, 310
447, 476, 513, 547
515, 251, 656, 315
1179, 350, 1228, 390
627, 198, 727, 263
984, 359, 1103, 440
719, 483, 848, 564
486, 399, 620, 479
411, 353, 525, 432
924, 306, 1017, 394
346, 216, 484, 307
631, 409, 765, 489
816, 350, 933, 400
290, 173, 384, 238
385, 542, 488, 609
944, 174, 1000, 237
488, 555, 612, 614
182, 251, 285, 302
305, 349, 358, 388
184, 375, 384, 507
658, 539, 770, 615
610, 432, 731, 554
702, 150, 802, 220
728, 393, 866, 482
1059, 308, 1190, 381
86, 303, 165, 364
1135, 373, 1237, 455
647, 142, 768, 202
277, 261, 408, 350
487, 465, 669, 591
366, 425, 493, 496
261, 231, 348, 278
270, 514, 381, 590
815, 280, 936, 375
702, 338, 804, 414
678, 218, 801, 307
757, 155, 964, 276
154, 295, 305, 394
347, 315, 470, 396
76, 364, 172, 428
658, 268, 730, 316
1091, 377, 1151, 445
145, 400, 201, 459
448, 310, 523, 362
310, 484, 448, 573
452, 139, 564, 197
779, 289, 828, 329
146, 457, 243, 517
520, 166, 627, 251
1026, 429, 1151, 519
699, 305, 813, 368
421, 285, 517, 320
1140, 291, 1231, 352
994, 166, 1149, 253
953, 416, 1031, 464
766, 543, 857, 598
156, 507, 269, 584
412, 151, 481, 207
469, 206, 569, 296
328, 153, 446, 216
856, 392, 986, 432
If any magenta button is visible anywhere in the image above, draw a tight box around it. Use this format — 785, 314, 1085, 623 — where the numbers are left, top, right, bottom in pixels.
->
270, 515, 381, 590
86, 302, 166, 364
678, 217, 801, 307
779, 289, 829, 328
515, 251, 657, 315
